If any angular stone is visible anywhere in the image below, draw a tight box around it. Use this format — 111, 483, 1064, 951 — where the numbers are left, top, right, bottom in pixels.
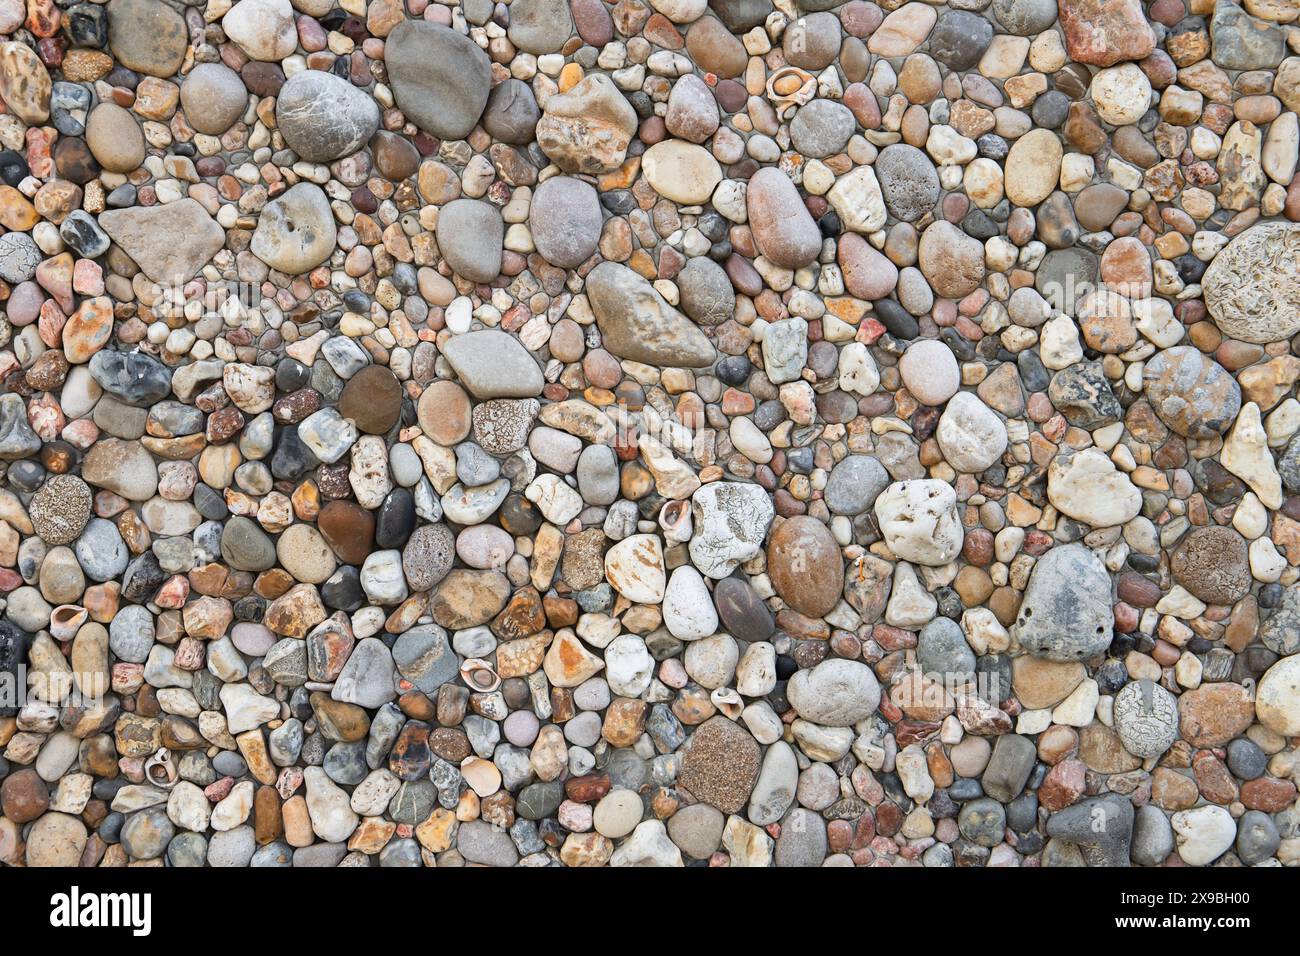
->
586, 262, 716, 369
98, 199, 226, 284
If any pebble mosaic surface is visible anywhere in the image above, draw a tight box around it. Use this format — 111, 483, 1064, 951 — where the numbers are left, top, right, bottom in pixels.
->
0, 0, 1298, 869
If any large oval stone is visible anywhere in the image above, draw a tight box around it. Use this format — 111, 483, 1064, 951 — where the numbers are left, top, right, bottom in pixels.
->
766, 515, 843, 618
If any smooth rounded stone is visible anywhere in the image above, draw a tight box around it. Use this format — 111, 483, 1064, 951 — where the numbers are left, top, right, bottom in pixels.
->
29, 475, 91, 546
25, 812, 88, 866
316, 501, 374, 566
386, 21, 491, 140
746, 740, 797, 826
207, 826, 256, 867
662, 565, 718, 641
642, 140, 722, 205
276, 71, 380, 163
767, 515, 843, 618
360, 549, 408, 604
709, 0, 772, 31
1, 769, 48, 822
936, 392, 1007, 474
929, 10, 993, 69
665, 73, 719, 143
108, 604, 154, 662
120, 806, 174, 859
1013, 544, 1114, 661
436, 199, 503, 283
180, 64, 249, 136
81, 438, 158, 500
392, 446, 424, 489
789, 100, 856, 159
417, 380, 472, 446
85, 103, 145, 173
369, 130, 420, 182
251, 183, 337, 274
918, 220, 986, 299
507, 0, 574, 53
223, 0, 296, 61
164, 832, 208, 867
667, 802, 725, 859
575, 444, 619, 506
899, 340, 960, 406
746, 167, 823, 270
1171, 806, 1236, 867
603, 533, 665, 605
788, 659, 881, 727
1047, 448, 1142, 527
60, 212, 109, 261
713, 576, 774, 643
592, 788, 643, 838
875, 144, 940, 222
1131, 803, 1175, 866
1226, 738, 1267, 781
456, 820, 518, 866
1170, 526, 1250, 605
516, 781, 564, 820
274, 524, 337, 586
1202, 223, 1300, 344
529, 177, 602, 269
823, 455, 889, 516
874, 480, 963, 566
221, 515, 276, 572
1236, 810, 1281, 865
107, 0, 187, 77
676, 256, 734, 326
918, 617, 976, 680
993, 0, 1057, 34
586, 262, 716, 368
456, 524, 514, 569
0, 40, 49, 126
1093, 64, 1152, 129
482, 78, 540, 145
1255, 655, 1300, 735
250, 842, 293, 867
772, 807, 827, 867
1004, 127, 1062, 208
959, 798, 1006, 848
440, 330, 544, 399
678, 716, 761, 813
338, 364, 402, 435
1142, 347, 1241, 438
75, 518, 129, 581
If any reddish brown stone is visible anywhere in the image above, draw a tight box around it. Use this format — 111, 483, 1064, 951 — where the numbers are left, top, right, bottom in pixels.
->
317, 500, 376, 565
1058, 0, 1156, 67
